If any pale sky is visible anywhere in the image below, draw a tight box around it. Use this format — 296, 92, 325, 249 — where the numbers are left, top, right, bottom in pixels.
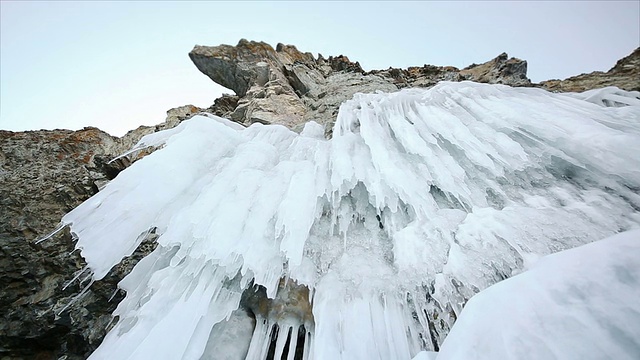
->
1, 1, 639, 136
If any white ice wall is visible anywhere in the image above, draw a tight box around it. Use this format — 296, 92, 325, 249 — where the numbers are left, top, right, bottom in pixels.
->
48, 82, 640, 359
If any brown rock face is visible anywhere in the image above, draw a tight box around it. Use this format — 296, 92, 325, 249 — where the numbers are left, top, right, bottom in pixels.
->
190, 40, 281, 97
0, 128, 133, 359
372, 52, 531, 89
539, 47, 640, 92
459, 52, 530, 86
189, 40, 535, 135
0, 107, 204, 359
190, 39, 369, 132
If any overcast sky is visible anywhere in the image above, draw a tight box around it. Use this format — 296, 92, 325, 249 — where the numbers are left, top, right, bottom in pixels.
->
1, 1, 639, 136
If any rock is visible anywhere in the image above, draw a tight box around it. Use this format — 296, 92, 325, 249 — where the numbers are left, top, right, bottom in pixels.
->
189, 39, 398, 135
189, 41, 638, 136
459, 52, 530, 86
189, 41, 536, 135
539, 47, 640, 92
205, 94, 240, 119
241, 280, 313, 328
190, 40, 280, 97
370, 52, 531, 89
0, 128, 129, 359
191, 40, 313, 130
162, 104, 203, 129
371, 65, 463, 89
0, 112, 188, 359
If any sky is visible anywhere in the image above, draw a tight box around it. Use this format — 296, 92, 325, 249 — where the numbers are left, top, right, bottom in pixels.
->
1, 1, 639, 136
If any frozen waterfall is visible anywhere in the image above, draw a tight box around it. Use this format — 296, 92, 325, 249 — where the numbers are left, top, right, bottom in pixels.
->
49, 82, 640, 359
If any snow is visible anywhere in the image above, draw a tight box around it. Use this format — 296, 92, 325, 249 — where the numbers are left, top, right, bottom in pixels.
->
564, 86, 640, 108
437, 229, 640, 360
49, 81, 640, 359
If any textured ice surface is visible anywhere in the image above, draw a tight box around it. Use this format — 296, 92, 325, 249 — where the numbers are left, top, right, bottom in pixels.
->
564, 86, 640, 108
438, 229, 640, 360
57, 82, 640, 359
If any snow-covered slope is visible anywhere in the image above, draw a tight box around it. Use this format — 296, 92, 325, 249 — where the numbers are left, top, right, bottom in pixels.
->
49, 82, 640, 359
436, 229, 640, 360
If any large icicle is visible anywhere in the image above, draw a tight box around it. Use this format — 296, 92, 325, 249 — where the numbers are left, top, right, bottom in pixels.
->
56, 82, 640, 359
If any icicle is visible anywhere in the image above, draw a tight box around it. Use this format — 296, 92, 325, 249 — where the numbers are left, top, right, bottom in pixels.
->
273, 325, 290, 360
286, 325, 298, 360
108, 148, 137, 164
61, 266, 90, 291
343, 230, 347, 251
246, 317, 272, 360
303, 329, 312, 360
107, 288, 120, 302
35, 222, 66, 244
57, 279, 95, 316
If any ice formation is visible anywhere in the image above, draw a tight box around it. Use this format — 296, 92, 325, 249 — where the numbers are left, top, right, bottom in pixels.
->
566, 86, 640, 108
437, 229, 640, 360
52, 82, 640, 359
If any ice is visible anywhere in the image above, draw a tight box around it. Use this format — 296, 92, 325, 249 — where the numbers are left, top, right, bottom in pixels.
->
437, 229, 640, 360
564, 86, 640, 108
53, 81, 640, 359
412, 351, 439, 360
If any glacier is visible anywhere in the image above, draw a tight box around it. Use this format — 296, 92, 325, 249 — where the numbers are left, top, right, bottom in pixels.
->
47, 81, 640, 359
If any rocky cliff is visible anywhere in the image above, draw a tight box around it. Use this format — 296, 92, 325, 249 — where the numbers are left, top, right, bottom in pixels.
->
189, 40, 532, 135
539, 47, 640, 92
1, 127, 134, 359
190, 40, 638, 133
0, 106, 201, 359
1, 40, 638, 359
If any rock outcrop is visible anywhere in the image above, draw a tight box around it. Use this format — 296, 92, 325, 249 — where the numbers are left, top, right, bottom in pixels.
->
190, 40, 638, 135
1, 41, 638, 359
190, 40, 390, 134
371, 52, 531, 89
0, 108, 203, 359
539, 47, 640, 92
189, 40, 533, 135
0, 127, 133, 359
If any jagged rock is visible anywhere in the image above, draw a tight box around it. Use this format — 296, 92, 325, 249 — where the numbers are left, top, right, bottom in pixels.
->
370, 65, 463, 88
189, 41, 535, 135
301, 72, 397, 136
206, 94, 240, 119
200, 279, 314, 360
162, 104, 203, 129
190, 40, 397, 134
0, 104, 228, 357
539, 47, 640, 92
189, 40, 280, 97
0, 113, 185, 359
241, 280, 313, 327
459, 52, 530, 86
191, 40, 312, 130
0, 128, 128, 359
369, 52, 531, 89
